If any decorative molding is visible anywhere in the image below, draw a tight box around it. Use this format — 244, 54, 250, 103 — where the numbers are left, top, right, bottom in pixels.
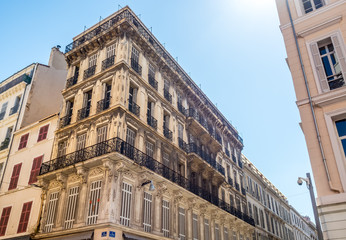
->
297, 15, 342, 37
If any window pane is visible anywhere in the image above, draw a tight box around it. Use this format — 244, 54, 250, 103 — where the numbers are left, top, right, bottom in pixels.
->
321, 56, 333, 76
314, 0, 324, 9
336, 120, 346, 137
341, 139, 346, 157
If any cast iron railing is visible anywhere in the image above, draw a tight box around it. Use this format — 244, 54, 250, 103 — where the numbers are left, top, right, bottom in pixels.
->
163, 126, 172, 141
328, 73, 344, 90
147, 115, 157, 130
164, 88, 172, 103
148, 74, 158, 90
39, 137, 254, 226
128, 101, 140, 117
64, 8, 243, 146
60, 114, 72, 128
102, 55, 115, 71
66, 75, 79, 88
131, 58, 142, 76
235, 182, 240, 191
177, 102, 187, 116
83, 65, 96, 80
178, 137, 188, 152
97, 99, 110, 113
228, 177, 233, 186
77, 107, 90, 120
216, 162, 225, 176
241, 187, 246, 196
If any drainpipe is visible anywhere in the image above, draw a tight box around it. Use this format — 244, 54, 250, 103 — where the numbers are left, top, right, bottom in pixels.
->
0, 63, 38, 189
285, 0, 340, 194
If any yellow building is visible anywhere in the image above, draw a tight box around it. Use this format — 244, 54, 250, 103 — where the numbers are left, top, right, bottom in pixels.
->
275, 0, 346, 239
36, 6, 254, 240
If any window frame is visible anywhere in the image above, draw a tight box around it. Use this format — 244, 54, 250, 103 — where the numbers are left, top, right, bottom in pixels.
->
28, 155, 43, 184
8, 163, 22, 190
37, 124, 49, 142
18, 133, 29, 150
0, 206, 12, 236
17, 201, 33, 233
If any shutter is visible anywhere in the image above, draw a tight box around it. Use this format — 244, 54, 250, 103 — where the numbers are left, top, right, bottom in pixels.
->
331, 34, 346, 80
310, 42, 329, 92
215, 223, 220, 240
178, 208, 186, 240
9, 163, 22, 190
87, 180, 102, 225
29, 156, 43, 184
162, 200, 170, 237
204, 219, 210, 240
143, 192, 152, 232
224, 227, 229, 240
64, 186, 79, 229
17, 201, 32, 233
0, 207, 12, 236
193, 213, 198, 240
45, 192, 59, 232
133, 88, 138, 103
120, 182, 132, 226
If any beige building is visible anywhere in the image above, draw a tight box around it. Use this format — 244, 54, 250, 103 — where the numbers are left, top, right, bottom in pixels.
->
243, 155, 317, 240
36, 6, 255, 240
275, 0, 346, 239
0, 114, 59, 239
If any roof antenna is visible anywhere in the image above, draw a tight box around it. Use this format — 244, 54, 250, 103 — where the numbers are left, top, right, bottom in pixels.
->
118, 4, 122, 10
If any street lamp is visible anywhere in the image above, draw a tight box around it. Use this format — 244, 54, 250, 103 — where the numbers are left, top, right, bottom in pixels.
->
297, 173, 323, 240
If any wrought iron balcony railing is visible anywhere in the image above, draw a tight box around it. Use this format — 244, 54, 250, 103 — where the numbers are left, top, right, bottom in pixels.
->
102, 55, 115, 71
131, 58, 142, 76
241, 187, 246, 196
178, 137, 188, 152
148, 74, 158, 90
177, 102, 187, 116
235, 182, 240, 191
147, 115, 157, 130
216, 162, 225, 176
97, 98, 110, 113
164, 88, 172, 103
77, 107, 90, 120
0, 138, 10, 150
66, 74, 79, 88
232, 154, 237, 163
9, 104, 19, 116
60, 114, 72, 128
228, 177, 233, 186
163, 126, 172, 141
187, 143, 217, 169
83, 65, 96, 80
328, 73, 344, 90
39, 136, 254, 226
128, 101, 140, 117
0, 112, 5, 121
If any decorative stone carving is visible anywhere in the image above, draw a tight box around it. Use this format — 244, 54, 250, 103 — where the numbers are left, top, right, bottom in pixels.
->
56, 173, 67, 190
173, 190, 183, 204
76, 166, 88, 184
89, 167, 104, 177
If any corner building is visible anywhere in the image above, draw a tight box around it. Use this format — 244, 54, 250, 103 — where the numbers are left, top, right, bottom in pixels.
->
37, 6, 255, 240
275, 0, 346, 239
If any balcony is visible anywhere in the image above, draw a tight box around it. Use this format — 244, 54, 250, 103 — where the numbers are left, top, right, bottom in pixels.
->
164, 88, 172, 103
60, 114, 72, 128
228, 177, 233, 186
128, 101, 140, 117
0, 138, 10, 150
83, 65, 96, 80
131, 58, 142, 76
216, 162, 225, 176
163, 126, 172, 141
235, 182, 240, 191
39, 137, 254, 227
178, 137, 188, 152
177, 102, 187, 116
77, 107, 90, 120
97, 98, 110, 113
147, 115, 157, 130
148, 74, 158, 90
66, 75, 79, 88
0, 112, 5, 121
102, 55, 115, 71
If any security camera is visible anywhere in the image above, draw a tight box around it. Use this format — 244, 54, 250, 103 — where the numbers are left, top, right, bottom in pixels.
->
297, 178, 303, 186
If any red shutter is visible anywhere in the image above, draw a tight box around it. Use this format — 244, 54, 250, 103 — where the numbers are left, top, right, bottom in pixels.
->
17, 201, 32, 233
18, 133, 29, 150
0, 207, 12, 236
8, 163, 22, 190
37, 125, 49, 142
28, 156, 43, 184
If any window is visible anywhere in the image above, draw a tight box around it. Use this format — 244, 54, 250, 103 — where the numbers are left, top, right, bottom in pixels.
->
8, 163, 22, 190
28, 155, 43, 184
193, 213, 198, 240
58, 141, 67, 157
310, 35, 346, 92
37, 125, 49, 142
215, 223, 220, 240
64, 186, 79, 229
336, 119, 346, 158
146, 141, 154, 158
17, 201, 32, 233
143, 192, 152, 232
301, 0, 324, 14
0, 207, 11, 236
80, 90, 92, 119
102, 82, 111, 110
131, 47, 141, 75
224, 227, 229, 240
162, 200, 170, 237
248, 203, 253, 218
44, 192, 59, 232
233, 231, 238, 240
87, 180, 102, 225
128, 85, 139, 116
0, 102, 8, 120
126, 128, 135, 146
97, 125, 108, 143
18, 133, 29, 150
204, 219, 210, 240
106, 43, 116, 58
178, 207, 186, 240
89, 53, 97, 67
120, 182, 132, 226
76, 133, 86, 151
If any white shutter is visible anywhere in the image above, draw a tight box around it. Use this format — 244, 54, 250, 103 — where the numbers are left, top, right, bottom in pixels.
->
87, 180, 102, 225
120, 182, 133, 226
178, 207, 186, 240
162, 200, 170, 237
224, 227, 229, 240
143, 192, 152, 232
44, 192, 59, 232
146, 142, 154, 158
126, 128, 135, 146
97, 125, 108, 143
64, 186, 79, 229
88, 53, 98, 67
76, 134, 86, 150
193, 213, 198, 240
310, 42, 329, 92
204, 219, 210, 240
215, 223, 220, 240
331, 34, 346, 80
106, 43, 116, 58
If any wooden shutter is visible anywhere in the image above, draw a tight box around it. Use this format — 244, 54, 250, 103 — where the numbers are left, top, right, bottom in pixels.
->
28, 155, 43, 184
97, 126, 108, 143
0, 207, 12, 236
120, 182, 132, 226
44, 192, 59, 232
331, 34, 346, 80
143, 192, 152, 232
38, 125, 49, 142
17, 201, 32, 233
9, 163, 22, 190
87, 180, 102, 225
18, 133, 29, 150
64, 186, 79, 229
310, 42, 329, 92
162, 200, 170, 237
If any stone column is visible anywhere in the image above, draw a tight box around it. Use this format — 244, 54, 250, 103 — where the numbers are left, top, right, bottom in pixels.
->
114, 164, 124, 225
199, 214, 205, 240
54, 173, 67, 230
75, 167, 88, 227
211, 218, 215, 240
98, 159, 115, 223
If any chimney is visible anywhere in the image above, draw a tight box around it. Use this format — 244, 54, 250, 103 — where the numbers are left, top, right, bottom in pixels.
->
48, 46, 67, 70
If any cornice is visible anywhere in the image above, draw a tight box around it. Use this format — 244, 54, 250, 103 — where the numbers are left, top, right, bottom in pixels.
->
296, 86, 346, 107
297, 15, 342, 37
0, 82, 26, 102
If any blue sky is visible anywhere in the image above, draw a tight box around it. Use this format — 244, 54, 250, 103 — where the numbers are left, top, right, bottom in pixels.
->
0, 0, 316, 221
